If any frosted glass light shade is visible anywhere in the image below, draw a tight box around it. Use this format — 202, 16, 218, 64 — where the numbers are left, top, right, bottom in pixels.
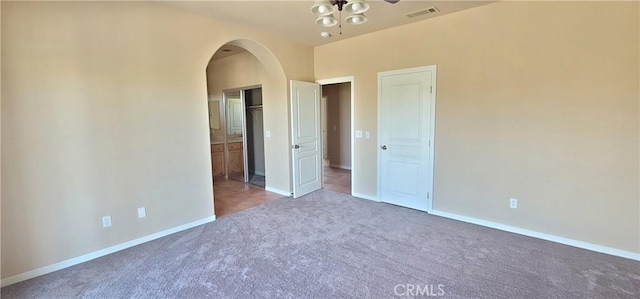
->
344, 0, 370, 14
345, 13, 368, 25
316, 15, 338, 27
311, 0, 335, 16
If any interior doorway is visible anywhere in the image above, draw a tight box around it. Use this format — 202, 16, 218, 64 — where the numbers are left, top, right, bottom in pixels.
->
223, 86, 265, 188
318, 78, 354, 195
244, 88, 266, 188
204, 39, 289, 218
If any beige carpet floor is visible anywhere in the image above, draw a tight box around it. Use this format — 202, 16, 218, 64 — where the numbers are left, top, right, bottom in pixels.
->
2, 189, 639, 298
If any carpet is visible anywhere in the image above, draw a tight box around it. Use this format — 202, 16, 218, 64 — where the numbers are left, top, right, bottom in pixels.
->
2, 189, 639, 298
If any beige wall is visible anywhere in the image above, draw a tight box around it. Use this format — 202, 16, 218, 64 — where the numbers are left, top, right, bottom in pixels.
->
1, 1, 313, 279
314, 1, 639, 253
323, 83, 352, 169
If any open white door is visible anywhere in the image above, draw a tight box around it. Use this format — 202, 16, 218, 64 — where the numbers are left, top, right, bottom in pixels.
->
378, 66, 436, 212
290, 80, 322, 198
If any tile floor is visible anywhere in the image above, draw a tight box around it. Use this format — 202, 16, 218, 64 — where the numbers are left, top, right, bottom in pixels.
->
213, 178, 283, 217
213, 162, 351, 217
323, 162, 352, 195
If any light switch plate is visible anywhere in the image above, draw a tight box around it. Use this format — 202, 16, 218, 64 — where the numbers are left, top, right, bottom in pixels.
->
365, 131, 370, 139
355, 130, 363, 138
265, 131, 271, 138
138, 207, 146, 218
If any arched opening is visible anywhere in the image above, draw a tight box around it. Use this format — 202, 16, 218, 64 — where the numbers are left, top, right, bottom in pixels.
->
205, 39, 288, 217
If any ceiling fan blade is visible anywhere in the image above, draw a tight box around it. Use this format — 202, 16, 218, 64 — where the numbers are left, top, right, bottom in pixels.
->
383, 0, 400, 3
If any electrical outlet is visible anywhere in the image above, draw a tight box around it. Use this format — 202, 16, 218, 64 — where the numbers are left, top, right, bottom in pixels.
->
102, 215, 112, 228
510, 198, 518, 209
138, 207, 146, 218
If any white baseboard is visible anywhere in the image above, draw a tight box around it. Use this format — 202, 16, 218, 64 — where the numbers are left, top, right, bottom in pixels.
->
254, 170, 265, 176
0, 216, 216, 288
329, 164, 351, 170
265, 186, 291, 197
430, 209, 640, 261
352, 192, 379, 202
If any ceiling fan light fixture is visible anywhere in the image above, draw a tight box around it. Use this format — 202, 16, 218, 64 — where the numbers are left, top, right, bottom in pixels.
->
345, 13, 368, 25
344, 0, 370, 14
316, 14, 338, 27
311, 0, 336, 16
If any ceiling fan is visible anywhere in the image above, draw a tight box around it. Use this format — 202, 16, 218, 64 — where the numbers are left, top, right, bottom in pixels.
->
321, 0, 400, 12
312, 0, 399, 29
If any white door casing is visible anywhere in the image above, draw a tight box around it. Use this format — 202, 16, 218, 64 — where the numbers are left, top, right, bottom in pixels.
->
290, 80, 322, 198
321, 96, 328, 160
378, 66, 436, 212
317, 76, 355, 197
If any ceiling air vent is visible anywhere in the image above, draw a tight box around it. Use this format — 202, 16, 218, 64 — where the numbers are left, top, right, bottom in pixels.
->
405, 7, 440, 19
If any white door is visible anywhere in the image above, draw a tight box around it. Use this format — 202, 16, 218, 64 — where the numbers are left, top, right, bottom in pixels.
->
378, 66, 436, 212
291, 80, 322, 198
227, 97, 244, 135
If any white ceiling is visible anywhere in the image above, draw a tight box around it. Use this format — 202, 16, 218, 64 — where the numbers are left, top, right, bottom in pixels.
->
164, 0, 494, 47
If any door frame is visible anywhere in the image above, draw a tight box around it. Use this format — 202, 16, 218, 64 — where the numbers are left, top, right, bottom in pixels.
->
321, 95, 328, 160
222, 84, 261, 183
316, 76, 355, 196
376, 66, 437, 212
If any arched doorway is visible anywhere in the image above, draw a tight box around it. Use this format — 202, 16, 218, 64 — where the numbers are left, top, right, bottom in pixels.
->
205, 39, 288, 217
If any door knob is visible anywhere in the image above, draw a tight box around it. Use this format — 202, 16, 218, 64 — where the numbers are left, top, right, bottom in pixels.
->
294, 144, 300, 149
381, 145, 387, 150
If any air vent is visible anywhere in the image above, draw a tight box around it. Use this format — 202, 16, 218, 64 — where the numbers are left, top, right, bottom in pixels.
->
405, 7, 440, 18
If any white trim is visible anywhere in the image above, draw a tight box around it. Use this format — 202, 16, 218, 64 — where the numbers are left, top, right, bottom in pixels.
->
0, 216, 217, 288
329, 164, 351, 170
265, 186, 292, 197
317, 76, 355, 201
316, 76, 354, 85
253, 170, 265, 176
352, 192, 380, 202
430, 209, 640, 261
377, 65, 437, 213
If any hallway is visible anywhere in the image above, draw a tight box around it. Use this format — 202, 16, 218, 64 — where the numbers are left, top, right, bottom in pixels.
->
323, 162, 351, 195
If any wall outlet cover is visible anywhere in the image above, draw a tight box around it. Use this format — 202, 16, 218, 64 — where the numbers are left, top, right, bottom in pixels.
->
102, 216, 112, 228
510, 198, 518, 209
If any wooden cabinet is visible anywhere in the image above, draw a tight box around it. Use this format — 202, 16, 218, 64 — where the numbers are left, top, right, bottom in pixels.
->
211, 144, 225, 178
227, 142, 244, 175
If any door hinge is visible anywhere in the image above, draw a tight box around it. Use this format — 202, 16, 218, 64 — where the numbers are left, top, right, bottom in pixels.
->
427, 192, 430, 199
430, 86, 433, 94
